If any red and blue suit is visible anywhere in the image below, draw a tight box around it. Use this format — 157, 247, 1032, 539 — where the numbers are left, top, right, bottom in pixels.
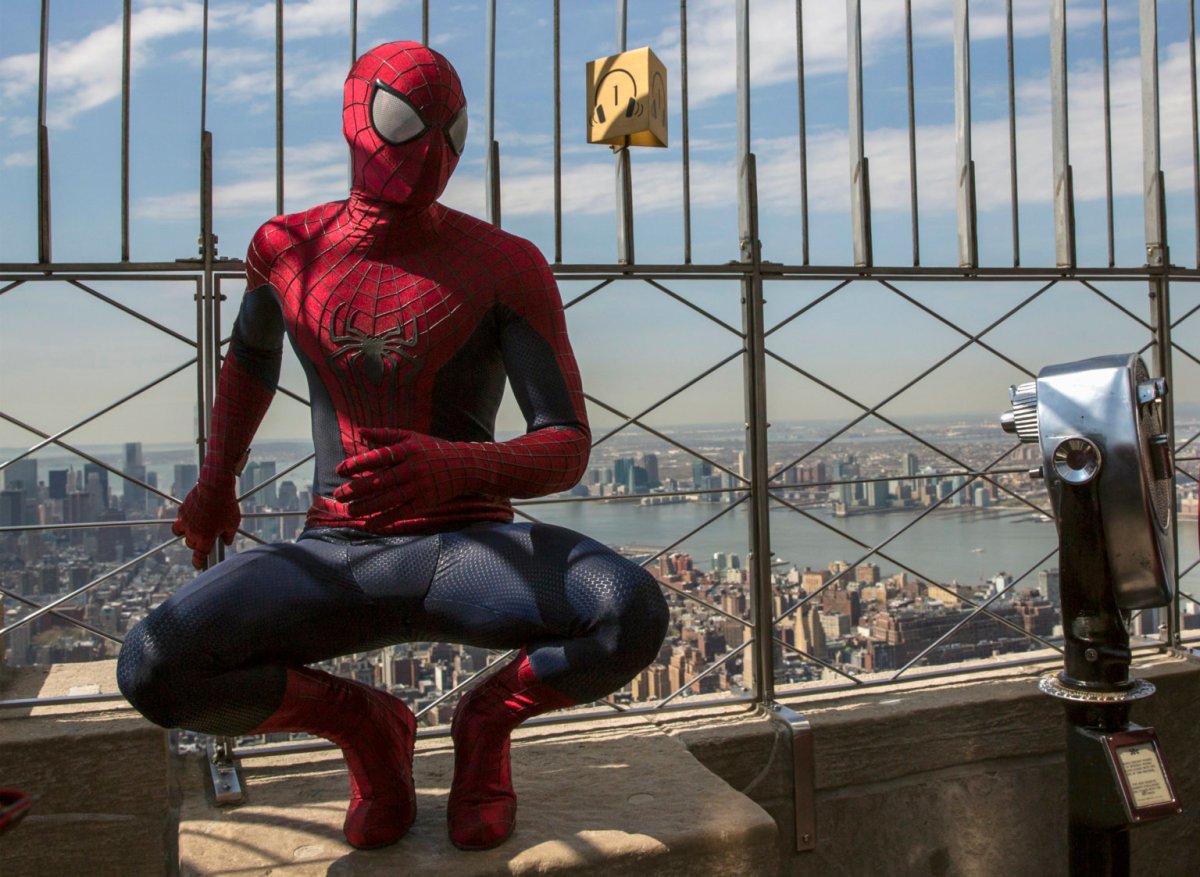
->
117, 42, 668, 852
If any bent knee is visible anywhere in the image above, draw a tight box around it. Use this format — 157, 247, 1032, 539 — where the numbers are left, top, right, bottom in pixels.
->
593, 560, 670, 674
117, 617, 192, 729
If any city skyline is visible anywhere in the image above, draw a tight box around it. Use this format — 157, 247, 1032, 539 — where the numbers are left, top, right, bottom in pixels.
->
3, 2, 1200, 444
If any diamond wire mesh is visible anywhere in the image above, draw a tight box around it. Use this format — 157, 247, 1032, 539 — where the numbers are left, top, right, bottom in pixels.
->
763, 274, 1188, 693
0, 276, 203, 660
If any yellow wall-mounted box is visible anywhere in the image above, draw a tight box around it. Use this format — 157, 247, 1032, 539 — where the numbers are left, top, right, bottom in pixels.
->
586, 47, 668, 148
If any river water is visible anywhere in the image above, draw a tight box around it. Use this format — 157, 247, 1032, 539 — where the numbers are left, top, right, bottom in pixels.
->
528, 498, 1200, 588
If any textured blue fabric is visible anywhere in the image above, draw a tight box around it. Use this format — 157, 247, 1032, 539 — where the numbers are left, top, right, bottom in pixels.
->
117, 523, 666, 734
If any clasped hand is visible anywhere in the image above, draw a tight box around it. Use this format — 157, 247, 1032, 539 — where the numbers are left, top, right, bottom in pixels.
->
334, 428, 472, 518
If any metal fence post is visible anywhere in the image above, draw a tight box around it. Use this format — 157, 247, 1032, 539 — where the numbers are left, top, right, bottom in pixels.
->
954, 0, 978, 270
1140, 0, 1179, 646
1050, 0, 1076, 270
736, 0, 774, 703
846, 0, 872, 269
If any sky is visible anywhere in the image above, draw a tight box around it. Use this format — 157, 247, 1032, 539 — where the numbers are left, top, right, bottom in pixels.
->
2, 0, 1199, 451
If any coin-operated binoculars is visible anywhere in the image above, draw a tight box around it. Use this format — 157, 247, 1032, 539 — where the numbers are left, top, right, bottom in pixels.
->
1001, 353, 1182, 875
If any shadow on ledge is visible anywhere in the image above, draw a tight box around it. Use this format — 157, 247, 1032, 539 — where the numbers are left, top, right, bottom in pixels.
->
177, 721, 778, 876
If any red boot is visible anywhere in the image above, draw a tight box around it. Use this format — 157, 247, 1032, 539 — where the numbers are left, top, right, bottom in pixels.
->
447, 651, 574, 850
252, 666, 416, 849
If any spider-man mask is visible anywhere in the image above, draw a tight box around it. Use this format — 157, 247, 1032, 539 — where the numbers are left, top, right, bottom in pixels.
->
343, 42, 468, 207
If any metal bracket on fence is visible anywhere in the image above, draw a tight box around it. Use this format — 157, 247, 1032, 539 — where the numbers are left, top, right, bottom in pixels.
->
766, 702, 817, 852
207, 735, 244, 805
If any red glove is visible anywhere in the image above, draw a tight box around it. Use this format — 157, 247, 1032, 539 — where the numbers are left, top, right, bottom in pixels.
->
334, 429, 476, 519
172, 471, 241, 570
334, 424, 589, 519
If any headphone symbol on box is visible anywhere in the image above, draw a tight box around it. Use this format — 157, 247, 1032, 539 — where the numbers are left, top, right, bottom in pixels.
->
592, 68, 642, 125
592, 69, 665, 126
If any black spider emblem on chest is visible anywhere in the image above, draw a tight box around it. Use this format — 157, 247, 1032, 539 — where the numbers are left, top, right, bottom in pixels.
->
326, 300, 420, 384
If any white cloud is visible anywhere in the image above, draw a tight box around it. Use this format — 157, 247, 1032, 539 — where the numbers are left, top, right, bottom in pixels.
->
0, 2, 204, 129
653, 0, 1110, 107
228, 0, 405, 41
2, 150, 36, 168
135, 139, 348, 221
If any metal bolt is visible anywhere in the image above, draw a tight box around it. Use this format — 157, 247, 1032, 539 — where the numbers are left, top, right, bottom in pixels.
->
220, 782, 231, 791
801, 833, 812, 843
1084, 648, 1099, 662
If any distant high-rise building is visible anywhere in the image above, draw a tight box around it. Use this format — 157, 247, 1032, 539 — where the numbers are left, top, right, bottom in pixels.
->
0, 490, 25, 526
48, 469, 69, 500
794, 605, 827, 657
124, 442, 143, 469
123, 443, 147, 514
865, 480, 887, 508
3, 459, 37, 492
628, 465, 650, 494
278, 480, 300, 511
691, 461, 712, 488
83, 464, 110, 510
613, 457, 635, 490
1038, 568, 1060, 605
173, 463, 199, 499
856, 562, 880, 585
241, 461, 278, 507
641, 453, 659, 488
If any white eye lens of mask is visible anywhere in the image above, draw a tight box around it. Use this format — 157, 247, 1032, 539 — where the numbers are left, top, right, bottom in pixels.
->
445, 108, 468, 156
371, 82, 428, 145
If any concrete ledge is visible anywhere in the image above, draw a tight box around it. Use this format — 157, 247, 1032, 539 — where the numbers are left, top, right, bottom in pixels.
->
178, 720, 778, 876
0, 660, 174, 877
665, 653, 1200, 877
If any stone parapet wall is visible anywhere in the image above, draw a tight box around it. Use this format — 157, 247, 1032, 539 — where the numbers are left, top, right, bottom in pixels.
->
665, 653, 1200, 877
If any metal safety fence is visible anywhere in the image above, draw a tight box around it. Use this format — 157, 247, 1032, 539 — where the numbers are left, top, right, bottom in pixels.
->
2, 0, 1199, 750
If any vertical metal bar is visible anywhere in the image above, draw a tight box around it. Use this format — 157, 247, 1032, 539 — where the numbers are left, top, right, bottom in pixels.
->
488, 142, 502, 228
198, 0, 216, 526
680, 0, 692, 264
954, 0, 978, 269
1102, 0, 1115, 268
905, 0, 919, 267
121, 0, 131, 262
1050, 0, 1076, 269
1006, 0, 1020, 267
1141, 0, 1166, 269
553, 0, 562, 263
795, 0, 809, 266
1141, 0, 1177, 645
736, 0, 751, 240
422, 0, 429, 45
275, 0, 284, 217
616, 151, 634, 263
846, 0, 871, 268
195, 274, 206, 472
349, 0, 358, 188
736, 0, 774, 706
1151, 270, 1178, 646
36, 0, 51, 264
485, 0, 500, 226
615, 0, 634, 264
1190, 0, 1199, 269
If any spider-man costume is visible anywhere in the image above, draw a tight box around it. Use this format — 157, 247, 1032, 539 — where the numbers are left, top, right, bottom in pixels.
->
117, 42, 668, 852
